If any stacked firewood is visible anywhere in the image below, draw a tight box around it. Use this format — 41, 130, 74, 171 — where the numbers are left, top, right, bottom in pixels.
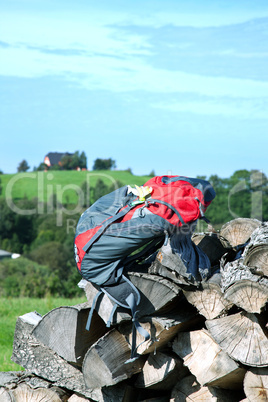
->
1, 218, 267, 401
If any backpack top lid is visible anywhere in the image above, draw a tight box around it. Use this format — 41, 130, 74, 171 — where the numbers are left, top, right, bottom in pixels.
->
160, 176, 216, 204
143, 175, 216, 226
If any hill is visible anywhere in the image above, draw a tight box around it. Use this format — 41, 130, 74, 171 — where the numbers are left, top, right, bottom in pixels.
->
0, 170, 152, 203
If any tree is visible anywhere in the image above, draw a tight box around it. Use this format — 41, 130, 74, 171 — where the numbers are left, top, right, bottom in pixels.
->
35, 163, 48, 171
92, 158, 116, 171
17, 160, 30, 172
61, 151, 87, 170
78, 151, 87, 169
92, 179, 109, 203
60, 154, 73, 170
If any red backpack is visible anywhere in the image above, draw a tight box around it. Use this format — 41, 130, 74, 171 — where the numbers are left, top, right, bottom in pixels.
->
74, 175, 215, 357
74, 175, 216, 274
142, 175, 215, 226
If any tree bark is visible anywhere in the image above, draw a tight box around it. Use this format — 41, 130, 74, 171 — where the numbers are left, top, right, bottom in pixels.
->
243, 222, 268, 276
11, 312, 103, 401
172, 329, 246, 389
206, 312, 268, 367
220, 255, 268, 292
32, 302, 108, 365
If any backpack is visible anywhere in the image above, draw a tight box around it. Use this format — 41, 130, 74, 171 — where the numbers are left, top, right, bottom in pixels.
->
74, 175, 215, 356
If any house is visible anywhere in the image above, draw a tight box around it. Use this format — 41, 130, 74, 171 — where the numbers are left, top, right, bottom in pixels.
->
0, 250, 21, 260
44, 152, 74, 168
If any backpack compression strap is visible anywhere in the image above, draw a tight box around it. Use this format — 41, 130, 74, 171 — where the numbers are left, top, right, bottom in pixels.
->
82, 197, 186, 254
82, 201, 143, 253
147, 198, 185, 225
85, 275, 150, 359
125, 292, 150, 358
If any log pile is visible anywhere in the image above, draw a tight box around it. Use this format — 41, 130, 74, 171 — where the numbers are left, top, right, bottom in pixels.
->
1, 218, 268, 401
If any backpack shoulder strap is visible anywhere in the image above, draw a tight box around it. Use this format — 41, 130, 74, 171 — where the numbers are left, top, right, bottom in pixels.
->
82, 200, 144, 253
147, 198, 185, 225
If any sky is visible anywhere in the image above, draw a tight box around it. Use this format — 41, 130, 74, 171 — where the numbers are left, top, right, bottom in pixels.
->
1, 0, 268, 179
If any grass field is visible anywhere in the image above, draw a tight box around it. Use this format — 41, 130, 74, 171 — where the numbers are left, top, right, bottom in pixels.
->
0, 296, 85, 372
1, 170, 152, 203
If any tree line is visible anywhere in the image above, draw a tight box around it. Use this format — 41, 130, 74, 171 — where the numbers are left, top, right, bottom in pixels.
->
0, 169, 267, 298
15, 153, 116, 172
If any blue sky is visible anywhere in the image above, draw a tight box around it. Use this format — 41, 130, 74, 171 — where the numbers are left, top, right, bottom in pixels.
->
1, 0, 268, 178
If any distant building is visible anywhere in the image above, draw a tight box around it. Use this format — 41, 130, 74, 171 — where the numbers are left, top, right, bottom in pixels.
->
44, 152, 74, 168
0, 250, 21, 260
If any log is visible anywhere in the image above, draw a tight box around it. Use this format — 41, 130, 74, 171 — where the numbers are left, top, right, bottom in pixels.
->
128, 272, 182, 316
243, 367, 268, 401
138, 396, 171, 402
220, 218, 261, 247
0, 388, 11, 402
119, 303, 203, 356
11, 312, 103, 401
0, 371, 128, 402
148, 236, 211, 286
170, 374, 244, 401
223, 279, 268, 314
220, 255, 268, 292
84, 281, 131, 324
0, 371, 55, 392
242, 223, 268, 276
183, 279, 233, 320
82, 329, 146, 389
8, 383, 64, 401
135, 351, 187, 390
32, 302, 108, 365
68, 394, 90, 402
149, 257, 190, 286
191, 232, 231, 267
172, 329, 246, 389
244, 244, 268, 276
206, 312, 268, 367
0, 371, 22, 387
83, 272, 182, 325
0, 371, 71, 401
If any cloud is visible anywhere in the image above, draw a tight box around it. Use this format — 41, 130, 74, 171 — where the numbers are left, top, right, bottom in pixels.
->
151, 97, 268, 119
27, 45, 86, 57
112, 18, 268, 81
1, 36, 268, 100
0, 41, 12, 48
1, 9, 267, 122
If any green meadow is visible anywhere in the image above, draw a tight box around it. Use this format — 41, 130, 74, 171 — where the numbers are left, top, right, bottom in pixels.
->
0, 296, 85, 371
1, 170, 151, 203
